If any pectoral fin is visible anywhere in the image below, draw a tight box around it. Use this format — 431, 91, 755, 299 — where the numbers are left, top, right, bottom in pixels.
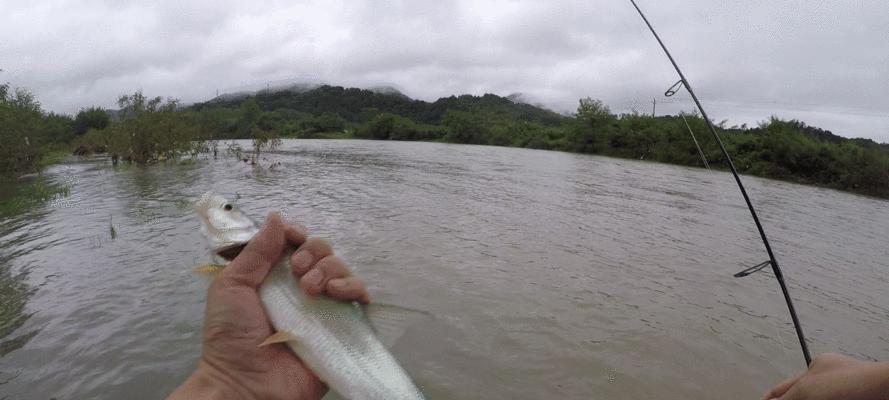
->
364, 303, 432, 348
259, 331, 299, 347
193, 264, 226, 274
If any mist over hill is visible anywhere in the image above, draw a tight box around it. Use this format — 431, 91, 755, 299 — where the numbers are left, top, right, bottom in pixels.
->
194, 84, 566, 127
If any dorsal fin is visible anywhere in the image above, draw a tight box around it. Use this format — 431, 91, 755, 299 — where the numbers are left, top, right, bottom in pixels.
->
363, 303, 432, 348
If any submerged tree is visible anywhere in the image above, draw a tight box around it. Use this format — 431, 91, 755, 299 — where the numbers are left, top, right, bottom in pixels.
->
249, 126, 281, 165
102, 91, 204, 164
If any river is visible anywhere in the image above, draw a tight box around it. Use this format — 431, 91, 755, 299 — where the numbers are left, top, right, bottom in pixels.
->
1, 139, 887, 399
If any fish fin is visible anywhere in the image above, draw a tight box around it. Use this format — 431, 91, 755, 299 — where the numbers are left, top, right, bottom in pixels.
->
193, 264, 226, 274
364, 303, 432, 348
259, 331, 298, 347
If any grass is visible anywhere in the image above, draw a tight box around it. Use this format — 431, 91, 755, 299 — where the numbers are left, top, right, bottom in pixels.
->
36, 148, 70, 170
0, 176, 69, 219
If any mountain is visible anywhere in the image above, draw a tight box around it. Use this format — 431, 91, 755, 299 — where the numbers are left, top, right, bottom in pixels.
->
192, 84, 566, 126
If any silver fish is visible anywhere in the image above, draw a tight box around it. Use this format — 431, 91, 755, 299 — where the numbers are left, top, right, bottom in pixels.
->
194, 192, 425, 400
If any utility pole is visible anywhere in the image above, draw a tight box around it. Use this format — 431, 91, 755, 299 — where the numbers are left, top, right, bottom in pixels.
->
652, 98, 656, 117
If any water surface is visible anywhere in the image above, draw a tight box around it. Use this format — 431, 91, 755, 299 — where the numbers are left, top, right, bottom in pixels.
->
1, 139, 887, 399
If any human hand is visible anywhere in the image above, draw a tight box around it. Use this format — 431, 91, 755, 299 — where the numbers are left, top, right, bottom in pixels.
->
168, 213, 369, 400
761, 353, 889, 400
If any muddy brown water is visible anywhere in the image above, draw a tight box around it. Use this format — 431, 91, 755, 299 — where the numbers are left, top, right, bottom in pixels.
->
1, 139, 887, 399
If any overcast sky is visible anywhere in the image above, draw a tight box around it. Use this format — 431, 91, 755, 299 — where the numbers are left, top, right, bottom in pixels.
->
1, 0, 887, 142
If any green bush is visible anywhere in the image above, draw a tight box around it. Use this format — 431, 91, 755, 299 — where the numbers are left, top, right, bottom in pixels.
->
101, 91, 204, 164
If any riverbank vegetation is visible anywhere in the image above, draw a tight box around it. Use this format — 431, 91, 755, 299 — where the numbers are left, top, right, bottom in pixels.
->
1, 82, 103, 215
0, 176, 69, 218
74, 92, 204, 164
1, 82, 887, 198
191, 86, 889, 198
0, 83, 77, 177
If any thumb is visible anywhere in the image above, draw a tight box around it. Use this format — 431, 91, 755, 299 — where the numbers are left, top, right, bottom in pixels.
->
777, 385, 801, 400
219, 212, 287, 288
762, 371, 804, 400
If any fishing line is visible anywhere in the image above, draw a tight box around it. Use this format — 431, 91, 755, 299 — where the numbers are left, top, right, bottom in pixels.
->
628, 0, 812, 365
666, 81, 710, 171
679, 113, 711, 172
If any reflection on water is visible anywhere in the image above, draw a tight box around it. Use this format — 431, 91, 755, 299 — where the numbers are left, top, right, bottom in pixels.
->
0, 140, 887, 399
0, 183, 61, 360
0, 256, 39, 358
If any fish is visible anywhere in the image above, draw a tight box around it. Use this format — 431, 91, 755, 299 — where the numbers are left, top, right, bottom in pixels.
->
194, 192, 426, 400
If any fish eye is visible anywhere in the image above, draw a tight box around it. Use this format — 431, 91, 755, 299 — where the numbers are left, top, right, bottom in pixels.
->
223, 204, 233, 211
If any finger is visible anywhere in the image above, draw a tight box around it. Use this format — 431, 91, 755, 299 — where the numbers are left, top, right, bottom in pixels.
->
291, 373, 327, 400
283, 219, 308, 247
777, 385, 802, 400
290, 237, 334, 276
269, 352, 328, 399
761, 371, 805, 400
299, 255, 351, 296
219, 212, 286, 289
327, 277, 370, 304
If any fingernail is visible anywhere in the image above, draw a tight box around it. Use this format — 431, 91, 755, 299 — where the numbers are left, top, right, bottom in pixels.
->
303, 269, 323, 288
291, 251, 313, 271
329, 279, 347, 289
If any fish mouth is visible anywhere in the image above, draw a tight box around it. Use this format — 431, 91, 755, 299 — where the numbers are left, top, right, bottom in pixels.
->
215, 242, 249, 261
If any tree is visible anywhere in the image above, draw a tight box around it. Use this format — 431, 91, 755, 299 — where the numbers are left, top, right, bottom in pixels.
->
442, 110, 487, 144
575, 97, 612, 123
358, 113, 396, 140
0, 84, 49, 176
567, 97, 615, 154
72, 107, 110, 136
301, 112, 346, 136
249, 126, 281, 165
104, 91, 202, 164
238, 98, 261, 136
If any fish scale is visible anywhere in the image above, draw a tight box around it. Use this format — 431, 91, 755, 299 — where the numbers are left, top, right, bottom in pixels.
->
260, 252, 421, 400
196, 192, 424, 400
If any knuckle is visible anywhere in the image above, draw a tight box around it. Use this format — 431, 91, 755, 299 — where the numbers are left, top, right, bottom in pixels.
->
319, 256, 352, 277
331, 277, 356, 291
210, 275, 238, 291
317, 254, 343, 270
215, 271, 254, 289
203, 319, 244, 342
349, 276, 365, 289
812, 353, 840, 367
304, 237, 333, 256
301, 278, 322, 295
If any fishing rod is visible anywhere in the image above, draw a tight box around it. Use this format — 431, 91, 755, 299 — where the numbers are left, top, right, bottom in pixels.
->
628, 0, 812, 366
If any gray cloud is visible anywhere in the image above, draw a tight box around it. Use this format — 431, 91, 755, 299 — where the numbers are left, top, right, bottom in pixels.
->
1, 0, 886, 142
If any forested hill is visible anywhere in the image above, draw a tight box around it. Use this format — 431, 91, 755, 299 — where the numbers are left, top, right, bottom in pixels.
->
192, 85, 566, 126
184, 86, 887, 198
4, 81, 886, 199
